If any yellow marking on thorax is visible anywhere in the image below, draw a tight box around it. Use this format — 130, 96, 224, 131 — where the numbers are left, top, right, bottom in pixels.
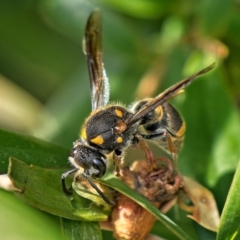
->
91, 135, 104, 145
116, 136, 123, 144
81, 127, 87, 140
115, 108, 123, 118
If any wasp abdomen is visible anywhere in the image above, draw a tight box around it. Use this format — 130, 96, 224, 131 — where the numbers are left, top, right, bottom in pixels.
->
132, 100, 185, 153
146, 102, 185, 139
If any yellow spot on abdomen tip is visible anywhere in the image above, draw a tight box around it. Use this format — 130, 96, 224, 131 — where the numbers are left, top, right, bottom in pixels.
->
176, 122, 186, 137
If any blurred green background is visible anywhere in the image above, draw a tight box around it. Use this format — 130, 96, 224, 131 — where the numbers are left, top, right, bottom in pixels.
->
0, 0, 240, 239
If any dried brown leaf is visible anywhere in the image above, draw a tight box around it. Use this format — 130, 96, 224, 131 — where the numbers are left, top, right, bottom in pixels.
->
179, 176, 220, 232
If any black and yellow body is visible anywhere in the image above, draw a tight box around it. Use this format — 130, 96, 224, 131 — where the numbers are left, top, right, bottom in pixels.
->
81, 106, 135, 153
131, 99, 185, 154
61, 10, 215, 205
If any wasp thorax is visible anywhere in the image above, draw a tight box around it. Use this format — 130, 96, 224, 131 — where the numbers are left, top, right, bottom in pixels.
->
83, 106, 133, 151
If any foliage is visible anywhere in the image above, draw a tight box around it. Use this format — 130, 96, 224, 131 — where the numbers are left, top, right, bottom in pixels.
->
0, 0, 240, 239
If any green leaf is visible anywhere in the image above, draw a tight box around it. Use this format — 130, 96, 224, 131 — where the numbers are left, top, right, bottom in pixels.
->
0, 128, 69, 174
227, 14, 240, 47
98, 173, 194, 240
206, 111, 240, 186
8, 158, 109, 221
0, 190, 61, 240
100, 0, 169, 19
0, 1, 81, 101
198, 0, 234, 37
61, 218, 102, 240
217, 161, 240, 240
179, 67, 240, 185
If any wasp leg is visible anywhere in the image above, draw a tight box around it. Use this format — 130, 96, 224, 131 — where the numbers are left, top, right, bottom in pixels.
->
61, 169, 78, 195
166, 132, 178, 172
135, 134, 154, 169
113, 149, 123, 176
141, 131, 178, 172
83, 171, 115, 206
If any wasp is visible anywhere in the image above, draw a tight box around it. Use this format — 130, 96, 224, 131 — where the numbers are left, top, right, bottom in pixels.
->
61, 10, 215, 205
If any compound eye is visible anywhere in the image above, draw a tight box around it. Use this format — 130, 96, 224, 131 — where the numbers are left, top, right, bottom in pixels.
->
92, 158, 106, 178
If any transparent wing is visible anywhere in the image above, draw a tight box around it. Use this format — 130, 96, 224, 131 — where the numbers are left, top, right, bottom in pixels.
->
83, 10, 110, 111
126, 63, 216, 127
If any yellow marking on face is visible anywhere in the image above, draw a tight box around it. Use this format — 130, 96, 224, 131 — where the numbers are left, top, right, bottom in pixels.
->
91, 135, 104, 145
116, 136, 123, 144
81, 127, 87, 140
176, 122, 186, 137
115, 108, 123, 118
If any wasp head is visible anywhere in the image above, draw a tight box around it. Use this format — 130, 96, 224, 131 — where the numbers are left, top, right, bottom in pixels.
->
69, 144, 107, 178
